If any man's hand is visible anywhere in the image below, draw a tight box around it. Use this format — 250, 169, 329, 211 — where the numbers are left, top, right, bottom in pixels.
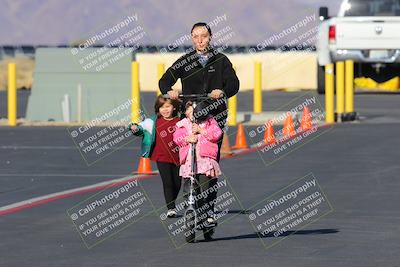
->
167, 90, 179, 100
210, 89, 224, 99
192, 123, 204, 135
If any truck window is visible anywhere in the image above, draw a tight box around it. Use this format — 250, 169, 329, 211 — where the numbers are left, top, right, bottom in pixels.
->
340, 0, 400, 16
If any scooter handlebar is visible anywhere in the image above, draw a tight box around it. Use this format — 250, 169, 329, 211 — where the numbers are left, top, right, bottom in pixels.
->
162, 93, 224, 100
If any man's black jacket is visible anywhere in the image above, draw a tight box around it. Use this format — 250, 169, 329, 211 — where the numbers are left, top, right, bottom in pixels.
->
159, 47, 239, 127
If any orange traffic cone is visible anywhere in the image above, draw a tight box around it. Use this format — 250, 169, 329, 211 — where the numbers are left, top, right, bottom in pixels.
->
137, 157, 153, 174
233, 123, 248, 149
263, 120, 276, 144
300, 106, 313, 131
283, 113, 296, 139
221, 132, 233, 156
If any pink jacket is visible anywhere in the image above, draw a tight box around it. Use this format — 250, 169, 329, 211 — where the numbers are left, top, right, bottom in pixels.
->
173, 117, 223, 164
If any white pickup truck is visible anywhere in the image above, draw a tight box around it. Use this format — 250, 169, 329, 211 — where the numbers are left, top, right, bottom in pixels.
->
316, 0, 400, 93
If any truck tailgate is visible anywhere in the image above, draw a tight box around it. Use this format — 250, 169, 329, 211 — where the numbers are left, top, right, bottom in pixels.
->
335, 17, 400, 49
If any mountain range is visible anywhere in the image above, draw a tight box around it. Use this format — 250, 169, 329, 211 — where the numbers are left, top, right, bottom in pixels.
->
0, 0, 341, 45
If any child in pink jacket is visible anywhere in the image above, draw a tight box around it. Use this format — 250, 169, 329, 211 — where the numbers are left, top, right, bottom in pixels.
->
173, 100, 223, 226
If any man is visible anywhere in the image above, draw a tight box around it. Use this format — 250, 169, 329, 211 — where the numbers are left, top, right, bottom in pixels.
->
159, 22, 239, 162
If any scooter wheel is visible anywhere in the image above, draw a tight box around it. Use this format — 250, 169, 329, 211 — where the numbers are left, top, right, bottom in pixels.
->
203, 227, 215, 241
184, 210, 196, 243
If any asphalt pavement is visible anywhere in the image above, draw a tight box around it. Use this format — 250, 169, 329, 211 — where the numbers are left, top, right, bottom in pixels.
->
0, 91, 399, 266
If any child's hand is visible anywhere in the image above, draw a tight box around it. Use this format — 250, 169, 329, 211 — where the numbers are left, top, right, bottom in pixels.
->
192, 123, 204, 134
130, 124, 138, 133
186, 134, 198, 144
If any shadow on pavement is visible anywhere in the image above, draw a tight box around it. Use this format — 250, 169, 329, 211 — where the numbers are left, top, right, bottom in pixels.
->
197, 228, 339, 242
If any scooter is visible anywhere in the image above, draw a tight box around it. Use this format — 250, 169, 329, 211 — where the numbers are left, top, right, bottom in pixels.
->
165, 93, 219, 243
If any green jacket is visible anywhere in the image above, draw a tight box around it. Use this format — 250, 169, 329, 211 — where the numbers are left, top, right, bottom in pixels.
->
128, 115, 157, 158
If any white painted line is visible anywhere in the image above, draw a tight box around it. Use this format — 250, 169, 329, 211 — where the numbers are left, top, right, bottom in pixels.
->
0, 172, 158, 216
0, 145, 140, 150
0, 173, 133, 177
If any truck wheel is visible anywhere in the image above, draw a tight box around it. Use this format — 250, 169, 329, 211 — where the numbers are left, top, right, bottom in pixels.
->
317, 65, 325, 94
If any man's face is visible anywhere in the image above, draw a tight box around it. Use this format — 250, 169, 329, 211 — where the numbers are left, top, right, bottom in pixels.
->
191, 26, 210, 52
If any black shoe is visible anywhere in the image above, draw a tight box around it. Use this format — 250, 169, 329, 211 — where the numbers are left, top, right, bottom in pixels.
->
205, 216, 217, 226
167, 209, 177, 218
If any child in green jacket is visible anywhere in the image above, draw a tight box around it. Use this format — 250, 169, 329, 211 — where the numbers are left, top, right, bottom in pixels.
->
128, 95, 181, 217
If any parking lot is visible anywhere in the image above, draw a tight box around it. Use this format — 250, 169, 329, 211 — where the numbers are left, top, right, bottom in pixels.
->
1, 91, 399, 266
